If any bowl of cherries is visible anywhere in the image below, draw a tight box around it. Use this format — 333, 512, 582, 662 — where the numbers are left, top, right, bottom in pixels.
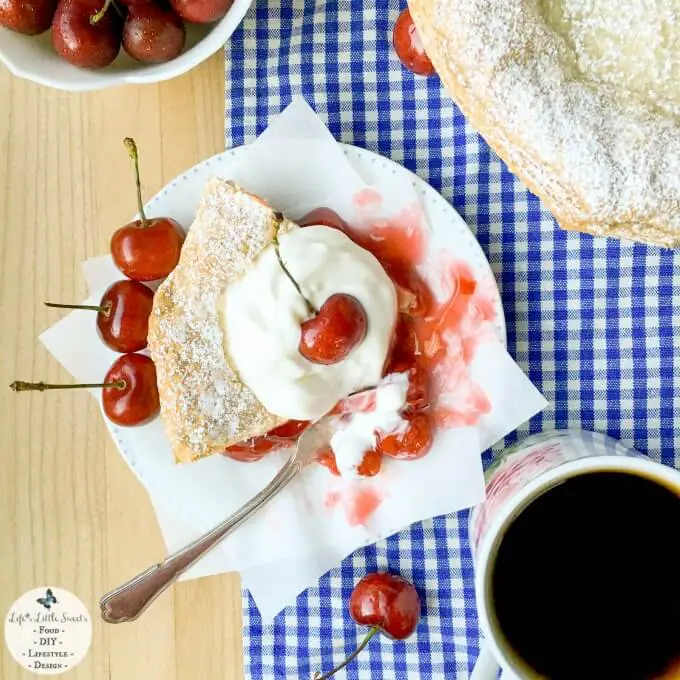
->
0, 0, 252, 90
11, 138, 182, 427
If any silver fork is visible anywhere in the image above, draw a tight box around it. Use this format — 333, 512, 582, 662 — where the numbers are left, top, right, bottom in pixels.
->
99, 417, 333, 624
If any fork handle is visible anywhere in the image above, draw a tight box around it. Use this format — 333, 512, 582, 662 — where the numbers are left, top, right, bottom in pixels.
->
100, 459, 301, 624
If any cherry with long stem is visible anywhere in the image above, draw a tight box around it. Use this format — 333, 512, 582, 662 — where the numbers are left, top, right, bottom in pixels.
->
44, 280, 154, 354
314, 572, 421, 678
10, 354, 160, 427
110, 138, 185, 282
314, 627, 380, 680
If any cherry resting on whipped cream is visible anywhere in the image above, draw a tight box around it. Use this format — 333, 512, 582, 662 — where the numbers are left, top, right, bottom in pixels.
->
299, 293, 368, 365
224, 207, 435, 475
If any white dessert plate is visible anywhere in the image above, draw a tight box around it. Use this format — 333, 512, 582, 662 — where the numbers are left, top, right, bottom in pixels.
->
62, 143, 507, 569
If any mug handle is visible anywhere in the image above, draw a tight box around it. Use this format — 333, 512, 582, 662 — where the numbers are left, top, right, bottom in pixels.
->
470, 642, 500, 680
471, 642, 523, 680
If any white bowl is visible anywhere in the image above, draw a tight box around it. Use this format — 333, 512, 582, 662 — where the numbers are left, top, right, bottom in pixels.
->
0, 0, 252, 91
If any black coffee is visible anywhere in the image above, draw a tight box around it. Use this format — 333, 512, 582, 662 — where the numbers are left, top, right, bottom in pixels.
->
491, 471, 680, 680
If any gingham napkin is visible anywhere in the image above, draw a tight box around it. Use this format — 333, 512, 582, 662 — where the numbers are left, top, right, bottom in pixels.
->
224, 1, 680, 677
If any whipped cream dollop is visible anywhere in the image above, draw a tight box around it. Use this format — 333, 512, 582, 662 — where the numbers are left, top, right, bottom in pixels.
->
221, 225, 397, 421
330, 372, 409, 477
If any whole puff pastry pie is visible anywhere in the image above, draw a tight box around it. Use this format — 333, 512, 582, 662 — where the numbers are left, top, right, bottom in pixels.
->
409, 0, 680, 247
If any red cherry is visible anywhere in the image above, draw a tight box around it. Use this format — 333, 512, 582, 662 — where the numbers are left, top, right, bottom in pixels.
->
0, 0, 58, 35
45, 279, 154, 353
223, 438, 276, 462
316, 572, 420, 678
393, 8, 435, 76
222, 448, 269, 462
356, 447, 382, 477
10, 353, 160, 428
111, 216, 184, 281
52, 0, 122, 69
111, 138, 185, 282
97, 280, 154, 352
123, 3, 186, 64
299, 207, 378, 257
299, 294, 368, 365
316, 445, 381, 478
266, 419, 310, 439
378, 412, 433, 460
223, 420, 310, 462
350, 572, 421, 639
102, 353, 159, 426
298, 207, 348, 231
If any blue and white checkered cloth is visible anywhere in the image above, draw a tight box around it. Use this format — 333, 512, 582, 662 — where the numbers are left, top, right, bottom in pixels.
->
224, 1, 680, 676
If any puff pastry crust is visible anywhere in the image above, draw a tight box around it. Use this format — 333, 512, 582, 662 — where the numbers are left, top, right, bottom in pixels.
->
148, 179, 294, 463
409, 0, 680, 247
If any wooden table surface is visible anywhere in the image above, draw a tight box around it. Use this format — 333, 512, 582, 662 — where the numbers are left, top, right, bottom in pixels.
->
0, 55, 244, 680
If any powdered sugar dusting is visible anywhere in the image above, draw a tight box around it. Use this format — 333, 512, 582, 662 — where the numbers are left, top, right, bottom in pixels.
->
411, 0, 680, 246
541, 0, 680, 119
148, 179, 295, 462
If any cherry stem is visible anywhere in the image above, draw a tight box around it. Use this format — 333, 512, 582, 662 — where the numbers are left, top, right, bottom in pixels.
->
44, 301, 111, 316
10, 380, 126, 392
89, 0, 111, 25
124, 138, 149, 227
272, 212, 317, 316
314, 626, 380, 680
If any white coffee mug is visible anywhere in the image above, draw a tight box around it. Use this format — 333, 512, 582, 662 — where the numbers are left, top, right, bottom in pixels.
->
468, 429, 680, 680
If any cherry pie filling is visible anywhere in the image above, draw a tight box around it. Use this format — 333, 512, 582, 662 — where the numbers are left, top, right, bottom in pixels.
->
223, 207, 463, 475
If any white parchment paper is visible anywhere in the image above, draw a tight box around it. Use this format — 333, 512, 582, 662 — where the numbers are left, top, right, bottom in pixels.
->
39, 98, 547, 620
